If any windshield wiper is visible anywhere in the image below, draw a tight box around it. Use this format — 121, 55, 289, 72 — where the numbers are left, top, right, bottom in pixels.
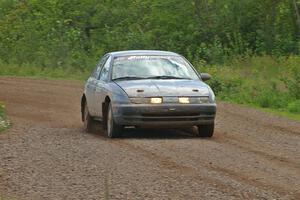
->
112, 76, 146, 81
146, 75, 191, 80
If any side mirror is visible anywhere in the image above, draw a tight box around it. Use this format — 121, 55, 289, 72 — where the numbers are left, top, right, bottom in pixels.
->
200, 73, 211, 81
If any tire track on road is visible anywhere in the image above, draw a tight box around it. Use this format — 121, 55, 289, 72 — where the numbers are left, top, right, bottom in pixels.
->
110, 140, 267, 199
220, 106, 300, 136
1, 77, 299, 200
213, 132, 300, 169
112, 138, 299, 199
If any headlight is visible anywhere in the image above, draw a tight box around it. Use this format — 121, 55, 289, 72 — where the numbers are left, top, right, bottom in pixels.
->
130, 96, 210, 104
187, 97, 209, 104
179, 97, 190, 104
130, 98, 148, 104
150, 97, 163, 104
198, 96, 210, 104
130, 97, 163, 104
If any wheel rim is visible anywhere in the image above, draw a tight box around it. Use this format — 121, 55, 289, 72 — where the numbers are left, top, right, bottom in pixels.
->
107, 107, 112, 137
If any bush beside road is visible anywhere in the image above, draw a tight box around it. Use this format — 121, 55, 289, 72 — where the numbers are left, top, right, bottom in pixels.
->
199, 56, 300, 119
0, 102, 9, 132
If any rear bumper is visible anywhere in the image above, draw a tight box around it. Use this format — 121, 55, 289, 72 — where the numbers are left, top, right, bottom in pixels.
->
113, 103, 216, 128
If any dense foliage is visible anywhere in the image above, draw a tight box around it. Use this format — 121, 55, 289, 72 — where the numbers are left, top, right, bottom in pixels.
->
0, 0, 299, 116
204, 56, 300, 115
0, 0, 300, 68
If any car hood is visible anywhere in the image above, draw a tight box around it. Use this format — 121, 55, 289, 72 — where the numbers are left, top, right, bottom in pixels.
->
115, 79, 210, 97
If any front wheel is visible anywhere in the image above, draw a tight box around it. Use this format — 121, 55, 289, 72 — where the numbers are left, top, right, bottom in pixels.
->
107, 103, 122, 138
197, 124, 214, 138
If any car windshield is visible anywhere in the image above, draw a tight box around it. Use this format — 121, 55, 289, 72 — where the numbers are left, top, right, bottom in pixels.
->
112, 55, 199, 80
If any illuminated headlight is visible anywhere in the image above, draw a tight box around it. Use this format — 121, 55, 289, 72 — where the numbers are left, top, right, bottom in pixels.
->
150, 97, 163, 104
130, 97, 163, 104
179, 97, 190, 104
130, 96, 210, 104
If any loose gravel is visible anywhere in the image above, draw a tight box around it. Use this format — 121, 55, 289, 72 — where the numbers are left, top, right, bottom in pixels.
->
0, 77, 299, 200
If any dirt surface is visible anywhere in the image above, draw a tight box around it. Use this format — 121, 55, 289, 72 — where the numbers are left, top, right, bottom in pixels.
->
0, 77, 299, 200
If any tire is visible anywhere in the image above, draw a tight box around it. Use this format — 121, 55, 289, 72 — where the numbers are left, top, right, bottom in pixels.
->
197, 124, 214, 138
107, 103, 122, 138
83, 101, 96, 133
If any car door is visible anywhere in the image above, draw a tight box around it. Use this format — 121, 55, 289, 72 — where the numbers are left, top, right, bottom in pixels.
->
85, 73, 98, 116
86, 55, 108, 116
94, 55, 112, 117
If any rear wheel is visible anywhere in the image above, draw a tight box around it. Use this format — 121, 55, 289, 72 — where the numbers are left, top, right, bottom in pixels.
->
197, 124, 214, 138
107, 103, 122, 138
84, 102, 96, 133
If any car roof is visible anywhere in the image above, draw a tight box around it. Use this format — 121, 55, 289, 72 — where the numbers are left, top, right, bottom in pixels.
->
109, 50, 180, 57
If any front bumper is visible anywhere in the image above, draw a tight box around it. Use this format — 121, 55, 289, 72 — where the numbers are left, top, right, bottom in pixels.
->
113, 103, 216, 128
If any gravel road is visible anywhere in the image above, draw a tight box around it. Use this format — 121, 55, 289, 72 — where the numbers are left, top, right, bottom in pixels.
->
0, 77, 299, 200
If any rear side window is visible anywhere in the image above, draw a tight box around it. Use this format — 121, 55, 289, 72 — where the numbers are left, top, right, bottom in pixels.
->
99, 56, 111, 82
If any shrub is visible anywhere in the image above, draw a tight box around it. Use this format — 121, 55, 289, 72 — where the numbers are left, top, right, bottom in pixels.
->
254, 89, 288, 109
198, 56, 300, 116
0, 102, 10, 132
287, 100, 300, 114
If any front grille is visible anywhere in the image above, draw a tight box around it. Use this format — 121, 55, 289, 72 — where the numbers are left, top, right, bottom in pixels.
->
141, 117, 200, 122
141, 112, 201, 117
124, 115, 215, 122
141, 111, 215, 117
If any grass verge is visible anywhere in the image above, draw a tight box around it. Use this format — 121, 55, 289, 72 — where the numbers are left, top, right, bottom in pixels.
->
231, 102, 300, 121
0, 102, 10, 132
257, 107, 300, 121
0, 196, 16, 200
197, 55, 300, 121
0, 64, 90, 81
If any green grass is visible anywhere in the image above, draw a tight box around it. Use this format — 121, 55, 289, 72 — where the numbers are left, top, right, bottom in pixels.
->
234, 102, 300, 121
259, 107, 300, 121
197, 55, 300, 121
0, 64, 90, 81
0, 102, 10, 132
0, 196, 16, 200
